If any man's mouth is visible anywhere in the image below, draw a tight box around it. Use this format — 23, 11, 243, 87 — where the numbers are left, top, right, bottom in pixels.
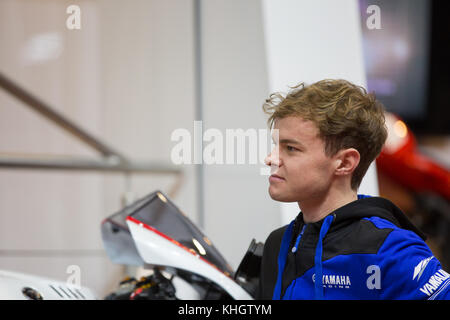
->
269, 174, 285, 183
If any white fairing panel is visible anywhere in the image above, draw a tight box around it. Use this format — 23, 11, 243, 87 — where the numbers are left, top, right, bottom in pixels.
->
126, 218, 252, 300
0, 269, 97, 300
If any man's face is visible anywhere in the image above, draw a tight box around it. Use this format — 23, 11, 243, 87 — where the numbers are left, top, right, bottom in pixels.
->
265, 116, 336, 204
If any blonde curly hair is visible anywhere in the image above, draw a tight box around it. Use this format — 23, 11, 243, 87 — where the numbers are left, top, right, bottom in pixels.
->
263, 79, 388, 190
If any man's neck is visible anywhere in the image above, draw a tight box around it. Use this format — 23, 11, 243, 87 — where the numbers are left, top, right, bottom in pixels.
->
298, 189, 358, 223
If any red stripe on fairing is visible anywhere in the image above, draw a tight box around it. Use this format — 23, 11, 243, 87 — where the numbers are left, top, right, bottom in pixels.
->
126, 216, 231, 278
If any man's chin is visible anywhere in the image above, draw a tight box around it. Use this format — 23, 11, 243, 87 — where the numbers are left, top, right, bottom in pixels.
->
268, 188, 295, 202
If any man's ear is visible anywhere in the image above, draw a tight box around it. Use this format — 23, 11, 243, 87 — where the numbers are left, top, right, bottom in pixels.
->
334, 148, 360, 176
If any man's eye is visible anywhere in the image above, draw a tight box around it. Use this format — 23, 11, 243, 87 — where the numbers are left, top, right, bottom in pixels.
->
286, 146, 297, 152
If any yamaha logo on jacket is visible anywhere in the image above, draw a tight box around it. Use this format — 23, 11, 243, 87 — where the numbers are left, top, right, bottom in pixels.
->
257, 196, 450, 300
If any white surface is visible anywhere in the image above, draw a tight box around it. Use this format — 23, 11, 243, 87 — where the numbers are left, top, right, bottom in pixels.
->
0, 269, 97, 300
200, 0, 282, 268
172, 275, 202, 300
262, 0, 367, 90
126, 218, 252, 300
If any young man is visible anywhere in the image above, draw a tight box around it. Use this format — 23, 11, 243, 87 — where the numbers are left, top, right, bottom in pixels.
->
258, 79, 450, 300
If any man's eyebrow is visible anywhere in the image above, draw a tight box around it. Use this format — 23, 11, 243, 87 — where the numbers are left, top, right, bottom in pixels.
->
279, 138, 304, 147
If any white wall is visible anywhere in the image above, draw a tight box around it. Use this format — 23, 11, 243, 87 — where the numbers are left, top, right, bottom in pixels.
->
201, 0, 282, 269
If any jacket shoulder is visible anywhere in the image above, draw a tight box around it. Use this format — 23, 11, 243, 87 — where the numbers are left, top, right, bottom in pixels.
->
257, 225, 288, 299
266, 225, 288, 247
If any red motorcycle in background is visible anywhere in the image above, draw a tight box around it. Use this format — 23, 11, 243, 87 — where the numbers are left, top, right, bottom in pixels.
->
376, 112, 450, 268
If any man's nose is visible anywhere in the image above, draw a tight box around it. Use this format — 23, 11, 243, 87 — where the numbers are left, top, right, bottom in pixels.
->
265, 147, 281, 168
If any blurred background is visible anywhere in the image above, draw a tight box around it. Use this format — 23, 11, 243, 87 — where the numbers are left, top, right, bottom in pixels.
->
0, 0, 448, 298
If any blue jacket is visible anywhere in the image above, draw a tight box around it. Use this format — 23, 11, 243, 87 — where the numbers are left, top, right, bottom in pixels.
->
258, 196, 450, 300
